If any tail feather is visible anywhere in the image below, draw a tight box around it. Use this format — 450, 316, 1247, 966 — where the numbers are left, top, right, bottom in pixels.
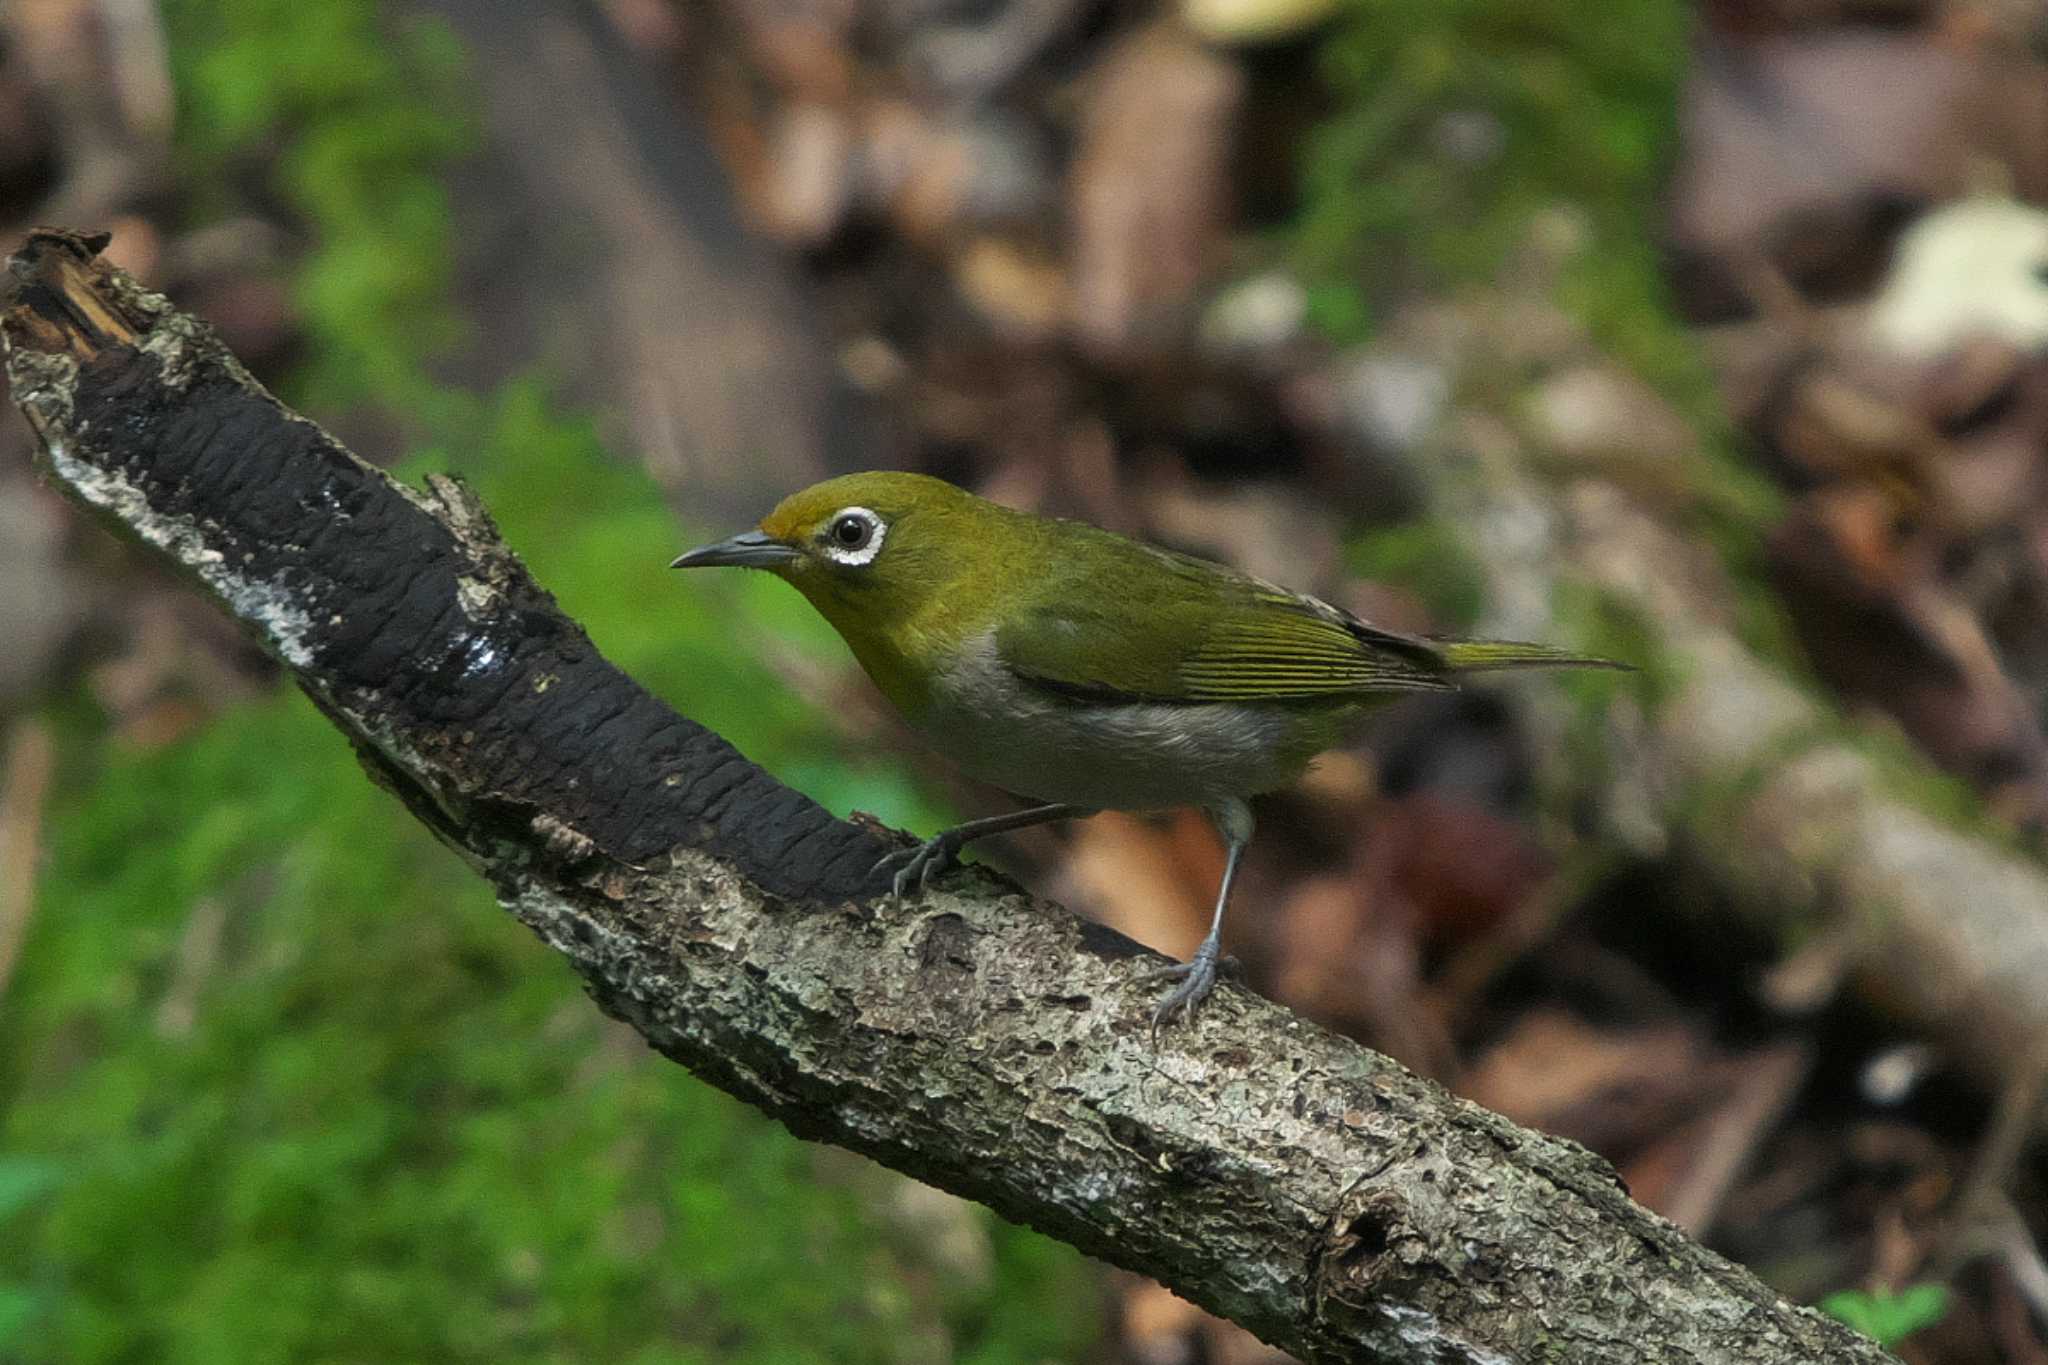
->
1433, 639, 1630, 674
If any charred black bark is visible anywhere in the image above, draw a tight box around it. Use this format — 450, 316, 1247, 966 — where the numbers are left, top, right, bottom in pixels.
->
1, 229, 1888, 1365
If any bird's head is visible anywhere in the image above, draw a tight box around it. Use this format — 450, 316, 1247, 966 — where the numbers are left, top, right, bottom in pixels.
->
672, 471, 1001, 638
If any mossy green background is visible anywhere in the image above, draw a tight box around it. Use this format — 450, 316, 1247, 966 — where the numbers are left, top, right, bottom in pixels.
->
0, 3, 1092, 1360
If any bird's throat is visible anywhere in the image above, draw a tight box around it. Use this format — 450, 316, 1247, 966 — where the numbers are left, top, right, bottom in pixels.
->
798, 585, 949, 721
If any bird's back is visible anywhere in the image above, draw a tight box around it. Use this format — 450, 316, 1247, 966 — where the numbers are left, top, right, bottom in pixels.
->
986, 520, 1460, 707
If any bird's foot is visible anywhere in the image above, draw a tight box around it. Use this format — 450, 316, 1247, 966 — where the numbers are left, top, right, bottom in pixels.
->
1147, 942, 1239, 1032
872, 829, 964, 897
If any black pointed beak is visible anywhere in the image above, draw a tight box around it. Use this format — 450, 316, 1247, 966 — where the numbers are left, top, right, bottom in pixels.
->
670, 530, 801, 570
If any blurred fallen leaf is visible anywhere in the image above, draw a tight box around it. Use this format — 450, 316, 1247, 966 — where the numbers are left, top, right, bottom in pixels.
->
1118, 1275, 1295, 1365
1060, 808, 1221, 960
1462, 1009, 1729, 1159
952, 234, 1069, 340
1070, 26, 1241, 357
1869, 198, 2048, 359
1180, 0, 1338, 45
1364, 792, 1555, 950
1670, 30, 1977, 318
1268, 870, 1450, 1074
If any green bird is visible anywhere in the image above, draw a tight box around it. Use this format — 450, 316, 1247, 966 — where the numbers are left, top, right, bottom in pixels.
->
673, 471, 1616, 1026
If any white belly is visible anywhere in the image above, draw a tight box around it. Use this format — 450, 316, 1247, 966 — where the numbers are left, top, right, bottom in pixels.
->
915, 635, 1312, 810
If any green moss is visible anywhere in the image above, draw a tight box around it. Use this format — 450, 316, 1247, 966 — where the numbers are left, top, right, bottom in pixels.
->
1847, 711, 2022, 854
1549, 579, 1680, 711
165, 0, 471, 409
1295, 0, 1688, 325
1821, 1284, 1950, 1347
1344, 519, 1489, 627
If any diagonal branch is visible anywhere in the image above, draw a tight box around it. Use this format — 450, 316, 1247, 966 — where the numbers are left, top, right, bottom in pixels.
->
0, 228, 1887, 1365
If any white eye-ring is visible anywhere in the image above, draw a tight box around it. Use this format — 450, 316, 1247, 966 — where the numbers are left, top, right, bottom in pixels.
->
820, 506, 886, 566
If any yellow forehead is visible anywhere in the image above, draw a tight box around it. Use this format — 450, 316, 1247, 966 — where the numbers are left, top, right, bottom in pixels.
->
758, 471, 971, 542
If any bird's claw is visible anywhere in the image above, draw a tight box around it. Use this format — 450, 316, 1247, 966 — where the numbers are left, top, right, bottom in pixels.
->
871, 831, 963, 897
1146, 945, 1239, 1033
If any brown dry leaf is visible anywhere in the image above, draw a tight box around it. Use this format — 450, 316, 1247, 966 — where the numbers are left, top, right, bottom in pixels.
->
1770, 489, 2048, 828
1676, 28, 2048, 317
1639, 1043, 1812, 1233
1069, 26, 1242, 357
1119, 1276, 1295, 1365
718, 0, 859, 101
1060, 809, 1221, 960
1669, 30, 1979, 318
1917, 348, 2048, 532
952, 235, 1069, 340
1121, 1278, 1205, 1365
1293, 748, 1377, 809
1802, 481, 1916, 590
1267, 873, 1376, 1016
1773, 368, 1934, 487
1461, 1009, 1728, 1159
1919, 335, 2025, 431
1363, 792, 1555, 949
1722, 224, 2048, 825
1268, 871, 1451, 1074
758, 101, 856, 245
1201, 1318, 1296, 1365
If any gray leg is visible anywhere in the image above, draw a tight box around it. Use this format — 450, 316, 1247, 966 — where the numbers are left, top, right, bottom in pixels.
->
1150, 796, 1252, 1029
874, 802, 1092, 896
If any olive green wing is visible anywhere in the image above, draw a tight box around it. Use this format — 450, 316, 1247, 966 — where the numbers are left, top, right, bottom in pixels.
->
992, 531, 1453, 704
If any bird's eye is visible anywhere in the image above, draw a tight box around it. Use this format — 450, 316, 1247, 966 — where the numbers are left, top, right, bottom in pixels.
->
818, 506, 886, 566
831, 514, 871, 549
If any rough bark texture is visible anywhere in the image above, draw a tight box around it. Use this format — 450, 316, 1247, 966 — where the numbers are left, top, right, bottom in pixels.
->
0, 229, 1889, 1365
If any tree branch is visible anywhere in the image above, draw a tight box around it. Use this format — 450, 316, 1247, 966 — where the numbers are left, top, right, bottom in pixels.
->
1, 228, 1886, 1365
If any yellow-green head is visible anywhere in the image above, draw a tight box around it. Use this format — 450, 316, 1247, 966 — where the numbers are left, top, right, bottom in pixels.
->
672, 471, 1030, 710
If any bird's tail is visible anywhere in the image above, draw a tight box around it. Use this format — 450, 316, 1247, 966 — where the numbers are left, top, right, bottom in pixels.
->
1434, 639, 1630, 675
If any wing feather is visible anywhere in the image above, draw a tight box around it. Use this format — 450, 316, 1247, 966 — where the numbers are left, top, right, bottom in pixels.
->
992, 531, 1451, 704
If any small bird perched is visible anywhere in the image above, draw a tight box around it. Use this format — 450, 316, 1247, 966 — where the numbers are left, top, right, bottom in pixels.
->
673, 471, 1616, 1027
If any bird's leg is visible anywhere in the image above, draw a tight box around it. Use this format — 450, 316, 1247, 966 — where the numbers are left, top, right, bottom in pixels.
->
1150, 797, 1252, 1030
874, 802, 1092, 896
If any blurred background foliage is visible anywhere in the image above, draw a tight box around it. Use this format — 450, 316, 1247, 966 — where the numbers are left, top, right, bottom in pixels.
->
9, 0, 2048, 1359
